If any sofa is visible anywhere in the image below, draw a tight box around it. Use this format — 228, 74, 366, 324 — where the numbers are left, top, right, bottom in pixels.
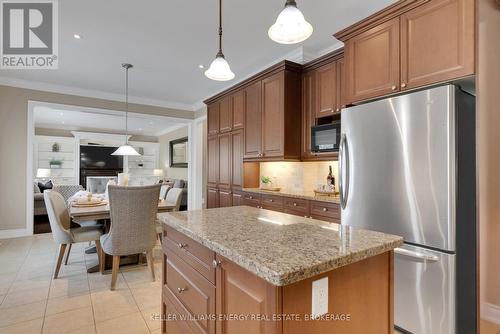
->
34, 183, 84, 216
162, 179, 188, 209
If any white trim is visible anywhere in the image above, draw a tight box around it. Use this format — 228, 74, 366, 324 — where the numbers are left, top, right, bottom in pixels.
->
482, 303, 500, 325
26, 102, 36, 237
0, 228, 31, 240
0, 76, 195, 111
187, 116, 206, 210
187, 122, 194, 210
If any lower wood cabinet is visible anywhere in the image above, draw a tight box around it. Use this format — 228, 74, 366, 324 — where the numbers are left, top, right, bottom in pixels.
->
218, 190, 233, 208
232, 191, 243, 206
207, 188, 219, 209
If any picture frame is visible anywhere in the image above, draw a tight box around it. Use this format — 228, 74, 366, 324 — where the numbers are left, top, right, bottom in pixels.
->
169, 137, 188, 168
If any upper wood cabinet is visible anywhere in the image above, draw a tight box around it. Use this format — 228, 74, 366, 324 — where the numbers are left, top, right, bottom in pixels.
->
343, 17, 401, 104
207, 188, 219, 209
219, 96, 233, 133
207, 103, 220, 136
400, 0, 474, 90
315, 62, 339, 117
218, 132, 232, 190
301, 71, 315, 160
231, 129, 244, 189
336, 0, 475, 105
232, 90, 245, 129
262, 72, 285, 158
207, 135, 218, 188
244, 81, 263, 159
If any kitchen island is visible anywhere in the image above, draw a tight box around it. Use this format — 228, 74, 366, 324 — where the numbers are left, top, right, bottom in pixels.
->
158, 206, 403, 334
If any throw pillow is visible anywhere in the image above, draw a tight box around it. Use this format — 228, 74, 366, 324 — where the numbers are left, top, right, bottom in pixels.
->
173, 179, 184, 188
38, 180, 53, 192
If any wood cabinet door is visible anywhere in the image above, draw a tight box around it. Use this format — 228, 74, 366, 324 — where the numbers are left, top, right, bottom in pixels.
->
218, 132, 231, 190
207, 135, 218, 188
337, 57, 346, 109
218, 190, 233, 208
344, 17, 400, 104
232, 90, 245, 129
301, 71, 315, 160
315, 62, 338, 117
219, 96, 233, 133
231, 129, 244, 189
244, 81, 262, 159
207, 103, 220, 136
262, 72, 284, 158
232, 192, 242, 206
400, 0, 474, 90
215, 255, 280, 334
207, 188, 219, 209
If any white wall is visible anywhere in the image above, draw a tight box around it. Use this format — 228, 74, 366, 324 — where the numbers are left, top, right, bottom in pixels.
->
158, 126, 189, 180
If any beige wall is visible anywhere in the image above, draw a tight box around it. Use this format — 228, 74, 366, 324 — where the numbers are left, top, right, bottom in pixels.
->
0, 85, 193, 231
158, 126, 189, 180
479, 0, 500, 317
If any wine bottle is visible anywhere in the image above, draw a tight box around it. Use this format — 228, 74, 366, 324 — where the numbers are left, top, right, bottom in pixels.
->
327, 165, 335, 191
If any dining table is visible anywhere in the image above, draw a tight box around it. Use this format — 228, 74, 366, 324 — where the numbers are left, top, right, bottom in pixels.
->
69, 199, 176, 273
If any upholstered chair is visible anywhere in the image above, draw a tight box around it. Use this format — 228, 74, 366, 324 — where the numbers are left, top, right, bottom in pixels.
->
159, 184, 171, 200
101, 184, 161, 290
44, 191, 103, 279
155, 187, 183, 241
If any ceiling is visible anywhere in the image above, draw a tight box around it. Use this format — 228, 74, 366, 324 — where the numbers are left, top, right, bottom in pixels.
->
0, 0, 396, 111
34, 105, 188, 137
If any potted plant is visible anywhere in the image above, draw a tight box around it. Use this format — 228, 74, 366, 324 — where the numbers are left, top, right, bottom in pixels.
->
49, 159, 63, 169
260, 176, 280, 191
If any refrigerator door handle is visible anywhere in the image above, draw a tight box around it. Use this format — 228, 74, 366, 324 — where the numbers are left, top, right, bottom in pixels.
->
395, 247, 440, 262
339, 134, 350, 209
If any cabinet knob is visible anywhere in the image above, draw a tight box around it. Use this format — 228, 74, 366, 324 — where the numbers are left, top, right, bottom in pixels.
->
212, 259, 222, 268
401, 83, 407, 88
249, 196, 253, 199
391, 85, 398, 91
270, 199, 274, 202
177, 287, 187, 293
322, 208, 328, 212
293, 203, 297, 207
177, 243, 187, 249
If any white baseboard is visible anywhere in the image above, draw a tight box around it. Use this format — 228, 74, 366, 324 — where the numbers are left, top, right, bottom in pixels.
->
0, 228, 31, 239
482, 302, 500, 325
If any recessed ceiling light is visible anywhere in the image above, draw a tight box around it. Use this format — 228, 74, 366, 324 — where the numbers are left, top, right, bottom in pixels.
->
198, 64, 205, 69
73, 34, 81, 39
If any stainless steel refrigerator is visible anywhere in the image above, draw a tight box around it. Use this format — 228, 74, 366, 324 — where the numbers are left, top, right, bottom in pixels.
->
339, 85, 476, 334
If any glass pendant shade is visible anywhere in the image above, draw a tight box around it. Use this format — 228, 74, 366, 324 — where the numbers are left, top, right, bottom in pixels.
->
268, 1, 313, 44
205, 54, 235, 81
112, 144, 140, 156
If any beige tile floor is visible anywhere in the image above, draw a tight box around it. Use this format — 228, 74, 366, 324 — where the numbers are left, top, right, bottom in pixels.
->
0, 234, 162, 334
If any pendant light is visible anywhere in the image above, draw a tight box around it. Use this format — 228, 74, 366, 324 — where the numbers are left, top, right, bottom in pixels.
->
112, 63, 141, 156
205, 0, 235, 81
268, 0, 313, 44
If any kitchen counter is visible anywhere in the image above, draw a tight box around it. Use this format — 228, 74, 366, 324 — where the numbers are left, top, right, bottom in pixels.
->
159, 206, 402, 286
242, 187, 341, 204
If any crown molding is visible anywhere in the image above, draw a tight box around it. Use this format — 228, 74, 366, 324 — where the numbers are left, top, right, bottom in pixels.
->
0, 76, 195, 112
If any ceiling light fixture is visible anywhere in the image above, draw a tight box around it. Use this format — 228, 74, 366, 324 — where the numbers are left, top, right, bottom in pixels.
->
268, 0, 313, 44
204, 0, 235, 81
112, 63, 141, 156
73, 34, 81, 39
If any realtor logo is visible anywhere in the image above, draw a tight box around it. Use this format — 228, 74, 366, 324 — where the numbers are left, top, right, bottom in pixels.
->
1, 0, 58, 69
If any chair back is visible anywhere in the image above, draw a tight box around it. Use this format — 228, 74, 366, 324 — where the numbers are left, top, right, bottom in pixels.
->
104, 184, 161, 256
159, 185, 171, 200
165, 187, 183, 211
44, 191, 72, 244
52, 185, 84, 204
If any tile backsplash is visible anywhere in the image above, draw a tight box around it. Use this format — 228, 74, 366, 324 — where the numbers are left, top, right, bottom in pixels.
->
259, 161, 339, 192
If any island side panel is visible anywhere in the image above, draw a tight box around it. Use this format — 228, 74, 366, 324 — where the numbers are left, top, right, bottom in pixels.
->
282, 251, 394, 334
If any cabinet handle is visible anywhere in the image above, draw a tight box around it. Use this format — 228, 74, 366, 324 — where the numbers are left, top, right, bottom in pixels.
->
177, 243, 187, 249
391, 85, 398, 91
249, 196, 253, 199
322, 208, 328, 212
401, 83, 407, 88
177, 287, 187, 293
270, 199, 274, 202
293, 203, 297, 206
335, 108, 340, 112
212, 259, 222, 268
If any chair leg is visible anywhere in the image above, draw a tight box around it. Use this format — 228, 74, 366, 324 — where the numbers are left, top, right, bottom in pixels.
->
146, 250, 155, 281
111, 255, 120, 290
94, 239, 104, 273
54, 244, 67, 279
64, 243, 72, 265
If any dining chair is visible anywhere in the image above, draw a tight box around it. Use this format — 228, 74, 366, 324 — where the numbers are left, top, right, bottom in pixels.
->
101, 184, 161, 290
44, 190, 104, 279
159, 184, 171, 200
156, 187, 183, 241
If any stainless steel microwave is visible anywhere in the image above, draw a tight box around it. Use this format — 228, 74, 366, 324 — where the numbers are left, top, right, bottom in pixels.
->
311, 122, 341, 153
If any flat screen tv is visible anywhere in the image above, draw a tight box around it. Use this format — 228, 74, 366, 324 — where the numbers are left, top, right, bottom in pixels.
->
80, 146, 123, 169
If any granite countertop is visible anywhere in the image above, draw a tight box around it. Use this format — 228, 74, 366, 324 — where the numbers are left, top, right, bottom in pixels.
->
242, 188, 341, 204
159, 206, 403, 286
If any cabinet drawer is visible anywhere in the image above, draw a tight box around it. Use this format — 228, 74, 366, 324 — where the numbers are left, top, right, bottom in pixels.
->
309, 201, 340, 219
165, 250, 215, 334
164, 226, 215, 284
284, 209, 310, 218
260, 194, 283, 210
310, 214, 341, 224
163, 288, 205, 334
242, 192, 261, 208
283, 197, 309, 214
